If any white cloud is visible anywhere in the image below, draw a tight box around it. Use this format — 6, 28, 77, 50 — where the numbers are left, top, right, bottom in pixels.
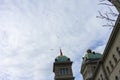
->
0, 0, 115, 80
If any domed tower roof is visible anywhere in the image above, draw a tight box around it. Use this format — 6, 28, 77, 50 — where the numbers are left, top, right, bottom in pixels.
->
81, 49, 103, 80
83, 49, 102, 61
55, 55, 69, 62
84, 49, 102, 60
55, 49, 70, 62
53, 49, 74, 80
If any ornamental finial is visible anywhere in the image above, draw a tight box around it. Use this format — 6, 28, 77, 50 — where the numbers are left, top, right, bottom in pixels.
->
60, 48, 63, 56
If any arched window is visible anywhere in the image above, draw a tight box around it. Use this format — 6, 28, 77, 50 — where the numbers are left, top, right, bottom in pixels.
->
100, 74, 103, 80
59, 68, 69, 75
115, 76, 118, 80
113, 54, 117, 63
109, 60, 114, 69
93, 66, 96, 69
106, 66, 110, 74
116, 47, 120, 56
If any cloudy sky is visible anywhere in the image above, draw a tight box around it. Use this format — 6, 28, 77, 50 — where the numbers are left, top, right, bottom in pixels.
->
0, 0, 118, 80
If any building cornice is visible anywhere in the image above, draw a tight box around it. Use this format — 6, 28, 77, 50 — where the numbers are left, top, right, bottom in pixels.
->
91, 15, 120, 80
102, 14, 120, 61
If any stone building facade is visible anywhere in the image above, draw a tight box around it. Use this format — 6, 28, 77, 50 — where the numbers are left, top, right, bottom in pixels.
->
81, 15, 120, 80
53, 12, 120, 80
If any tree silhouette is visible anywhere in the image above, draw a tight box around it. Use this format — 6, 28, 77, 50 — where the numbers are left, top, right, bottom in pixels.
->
97, 0, 119, 28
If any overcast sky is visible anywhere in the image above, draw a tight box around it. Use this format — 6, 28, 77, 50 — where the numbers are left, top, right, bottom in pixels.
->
0, 0, 118, 80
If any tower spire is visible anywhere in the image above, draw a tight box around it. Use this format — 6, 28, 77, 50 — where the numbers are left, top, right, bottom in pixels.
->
60, 48, 63, 56
53, 49, 74, 80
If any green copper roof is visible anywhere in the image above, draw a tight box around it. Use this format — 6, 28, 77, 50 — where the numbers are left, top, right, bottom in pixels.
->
81, 49, 103, 73
81, 50, 102, 65
82, 49, 102, 61
55, 55, 69, 62
84, 52, 102, 60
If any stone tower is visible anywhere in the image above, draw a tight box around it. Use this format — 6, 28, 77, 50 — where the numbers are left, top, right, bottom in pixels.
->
80, 49, 102, 80
53, 49, 74, 80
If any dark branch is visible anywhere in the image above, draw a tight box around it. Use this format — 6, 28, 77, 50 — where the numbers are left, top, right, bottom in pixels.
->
97, 0, 118, 28
102, 22, 114, 27
96, 11, 116, 22
99, 3, 113, 6
99, 0, 106, 2
108, 7, 118, 16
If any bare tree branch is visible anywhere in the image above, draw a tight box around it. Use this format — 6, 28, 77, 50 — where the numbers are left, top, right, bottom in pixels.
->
99, 3, 113, 6
97, 0, 118, 28
96, 11, 116, 22
108, 7, 118, 16
102, 22, 114, 27
99, 0, 106, 2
